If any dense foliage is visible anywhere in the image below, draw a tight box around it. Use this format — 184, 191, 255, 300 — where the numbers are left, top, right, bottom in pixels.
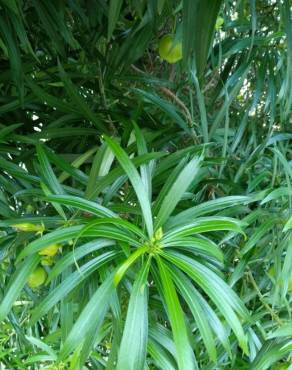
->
0, 0, 291, 369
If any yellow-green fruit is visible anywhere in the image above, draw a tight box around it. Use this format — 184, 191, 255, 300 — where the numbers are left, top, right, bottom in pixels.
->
215, 16, 224, 30
289, 276, 292, 291
27, 267, 47, 288
154, 227, 163, 241
158, 35, 182, 64
12, 223, 45, 233
268, 265, 276, 278
25, 205, 34, 213
41, 257, 54, 266
38, 243, 59, 257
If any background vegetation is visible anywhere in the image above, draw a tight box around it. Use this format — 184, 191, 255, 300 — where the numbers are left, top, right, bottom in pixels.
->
0, 0, 291, 369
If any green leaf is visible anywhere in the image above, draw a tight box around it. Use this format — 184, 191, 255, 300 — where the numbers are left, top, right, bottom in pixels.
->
47, 239, 114, 283
45, 148, 89, 185
104, 136, 153, 237
261, 187, 292, 204
87, 152, 166, 200
116, 259, 150, 370
114, 246, 148, 286
44, 194, 117, 218
134, 89, 191, 133
148, 338, 176, 370
16, 225, 84, 262
0, 156, 40, 185
167, 195, 252, 229
241, 219, 275, 255
162, 251, 249, 353
40, 182, 67, 221
0, 123, 23, 142
171, 268, 217, 362
192, 71, 209, 142
149, 324, 176, 359
0, 254, 40, 321
25, 336, 57, 360
30, 251, 118, 325
25, 77, 78, 114
0, 15, 23, 100
36, 144, 65, 195
250, 339, 292, 370
283, 215, 292, 232
163, 236, 223, 263
58, 146, 98, 184
163, 216, 244, 243
80, 217, 146, 239
183, 0, 223, 77
156, 256, 197, 370
133, 121, 152, 200
72, 221, 141, 248
108, 0, 123, 40
268, 323, 292, 339
155, 156, 201, 230
58, 274, 115, 360
85, 143, 115, 198
0, 0, 19, 14
153, 157, 189, 217
58, 62, 108, 132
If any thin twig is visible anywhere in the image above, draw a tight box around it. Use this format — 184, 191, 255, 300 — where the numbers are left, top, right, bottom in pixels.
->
131, 64, 193, 125
247, 270, 282, 325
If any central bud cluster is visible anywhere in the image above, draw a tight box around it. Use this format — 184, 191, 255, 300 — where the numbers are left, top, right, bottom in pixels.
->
145, 227, 163, 255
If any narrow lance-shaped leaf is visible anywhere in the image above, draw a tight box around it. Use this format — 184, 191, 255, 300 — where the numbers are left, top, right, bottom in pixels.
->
116, 259, 150, 370
25, 336, 57, 360
183, 0, 223, 77
155, 155, 202, 230
87, 152, 166, 201
85, 143, 115, 198
58, 274, 115, 360
133, 121, 152, 201
108, 0, 123, 40
156, 256, 197, 370
58, 62, 108, 133
16, 225, 84, 262
283, 215, 292, 232
163, 216, 245, 243
171, 268, 217, 362
44, 194, 117, 218
114, 246, 148, 286
36, 144, 65, 195
0, 254, 40, 321
47, 239, 114, 283
104, 136, 153, 237
134, 89, 191, 133
250, 339, 292, 370
30, 252, 119, 325
241, 219, 275, 255
167, 195, 251, 229
162, 251, 249, 353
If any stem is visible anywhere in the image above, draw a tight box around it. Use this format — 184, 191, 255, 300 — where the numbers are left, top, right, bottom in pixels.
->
247, 270, 282, 325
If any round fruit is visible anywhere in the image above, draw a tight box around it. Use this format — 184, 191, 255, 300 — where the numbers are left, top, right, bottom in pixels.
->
158, 35, 182, 64
27, 267, 47, 288
38, 243, 59, 257
25, 205, 34, 213
215, 16, 224, 30
41, 256, 54, 266
268, 265, 276, 278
